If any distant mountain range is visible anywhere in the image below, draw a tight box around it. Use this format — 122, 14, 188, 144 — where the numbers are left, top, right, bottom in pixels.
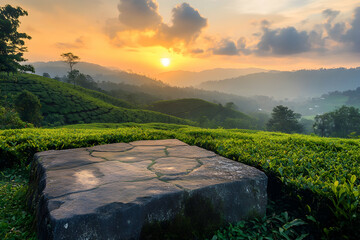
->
31, 61, 163, 86
31, 61, 360, 117
199, 68, 360, 100
157, 68, 267, 87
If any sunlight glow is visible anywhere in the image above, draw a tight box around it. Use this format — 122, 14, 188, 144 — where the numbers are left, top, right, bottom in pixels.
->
161, 58, 171, 67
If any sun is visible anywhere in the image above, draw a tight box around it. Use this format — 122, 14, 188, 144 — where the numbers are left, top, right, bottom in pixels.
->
160, 58, 171, 67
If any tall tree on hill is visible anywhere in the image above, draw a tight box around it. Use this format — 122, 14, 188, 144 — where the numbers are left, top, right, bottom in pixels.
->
61, 52, 80, 86
0, 4, 34, 74
267, 105, 303, 133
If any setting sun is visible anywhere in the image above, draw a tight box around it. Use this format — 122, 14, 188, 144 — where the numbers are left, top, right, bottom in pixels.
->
161, 58, 171, 67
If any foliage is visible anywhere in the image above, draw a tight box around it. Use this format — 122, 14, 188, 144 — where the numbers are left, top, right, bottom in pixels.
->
212, 211, 308, 240
314, 105, 360, 138
146, 98, 257, 129
0, 73, 193, 126
0, 106, 32, 129
42, 72, 50, 78
0, 4, 33, 74
60, 52, 79, 72
1, 123, 360, 238
299, 118, 315, 134
14, 90, 43, 126
267, 105, 303, 133
0, 167, 36, 239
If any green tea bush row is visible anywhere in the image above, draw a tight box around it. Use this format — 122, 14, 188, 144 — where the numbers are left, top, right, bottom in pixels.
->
0, 74, 193, 126
1, 124, 360, 238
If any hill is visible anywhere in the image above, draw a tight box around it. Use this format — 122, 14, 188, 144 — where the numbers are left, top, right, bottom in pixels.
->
98, 81, 265, 114
290, 87, 360, 117
31, 61, 164, 86
146, 98, 257, 129
199, 68, 360, 100
157, 68, 267, 87
0, 73, 193, 126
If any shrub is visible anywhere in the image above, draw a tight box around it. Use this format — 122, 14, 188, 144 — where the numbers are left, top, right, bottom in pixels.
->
0, 106, 32, 129
14, 90, 43, 126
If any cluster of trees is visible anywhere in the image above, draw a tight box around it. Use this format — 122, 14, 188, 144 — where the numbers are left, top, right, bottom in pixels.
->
42, 52, 100, 91
313, 106, 360, 138
266, 104, 360, 138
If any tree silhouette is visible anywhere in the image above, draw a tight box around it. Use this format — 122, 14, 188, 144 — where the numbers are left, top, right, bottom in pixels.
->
267, 105, 303, 133
61, 52, 80, 86
61, 52, 80, 72
0, 4, 34, 74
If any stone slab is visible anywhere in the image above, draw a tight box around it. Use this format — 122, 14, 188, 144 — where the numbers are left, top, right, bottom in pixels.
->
28, 139, 267, 240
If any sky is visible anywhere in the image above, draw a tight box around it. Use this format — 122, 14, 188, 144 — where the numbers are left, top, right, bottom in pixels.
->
8, 0, 360, 75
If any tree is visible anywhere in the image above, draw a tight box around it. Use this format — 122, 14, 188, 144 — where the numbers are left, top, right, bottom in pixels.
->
61, 52, 80, 72
225, 102, 236, 110
0, 4, 34, 74
66, 69, 80, 86
313, 112, 334, 137
14, 90, 42, 126
313, 106, 360, 138
42, 72, 51, 78
76, 73, 98, 90
61, 52, 80, 86
266, 105, 303, 133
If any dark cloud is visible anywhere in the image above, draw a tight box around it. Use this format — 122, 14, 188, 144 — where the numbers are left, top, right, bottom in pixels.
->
56, 36, 86, 49
213, 39, 239, 55
237, 37, 251, 55
308, 30, 326, 51
107, 1, 207, 51
323, 7, 360, 52
323, 9, 345, 41
212, 38, 252, 56
117, 0, 162, 30
342, 7, 360, 52
323, 9, 340, 21
256, 27, 311, 55
164, 3, 207, 43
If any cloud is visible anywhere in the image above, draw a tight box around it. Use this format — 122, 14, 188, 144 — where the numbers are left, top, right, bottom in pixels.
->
117, 0, 162, 30
213, 39, 239, 55
342, 7, 360, 52
163, 3, 207, 43
323, 9, 345, 41
106, 2, 360, 58
256, 26, 312, 55
323, 7, 360, 52
56, 36, 87, 49
323, 9, 340, 22
211, 37, 252, 56
106, 1, 207, 51
237, 37, 252, 55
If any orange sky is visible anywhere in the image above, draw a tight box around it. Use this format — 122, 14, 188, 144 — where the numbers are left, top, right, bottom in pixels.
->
9, 0, 360, 76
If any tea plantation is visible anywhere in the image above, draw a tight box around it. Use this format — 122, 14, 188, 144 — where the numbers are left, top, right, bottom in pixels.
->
0, 74, 193, 126
1, 123, 359, 239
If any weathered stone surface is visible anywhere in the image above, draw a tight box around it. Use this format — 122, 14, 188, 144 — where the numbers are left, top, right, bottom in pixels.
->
28, 139, 267, 240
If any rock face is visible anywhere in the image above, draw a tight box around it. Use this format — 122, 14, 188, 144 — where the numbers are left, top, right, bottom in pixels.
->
28, 139, 267, 240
